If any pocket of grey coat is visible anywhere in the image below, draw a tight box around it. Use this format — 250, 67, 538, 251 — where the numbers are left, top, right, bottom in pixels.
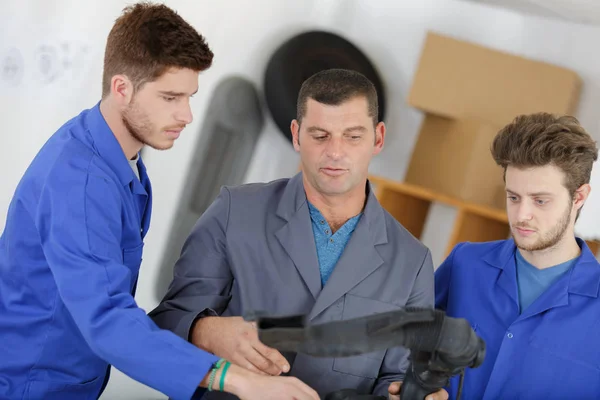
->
332, 294, 402, 378
332, 354, 382, 378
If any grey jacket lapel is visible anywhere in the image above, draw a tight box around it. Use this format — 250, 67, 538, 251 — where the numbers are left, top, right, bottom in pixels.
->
309, 186, 388, 321
274, 173, 322, 299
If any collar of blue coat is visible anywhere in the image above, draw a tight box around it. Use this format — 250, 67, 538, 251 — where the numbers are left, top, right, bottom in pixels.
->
275, 172, 387, 246
482, 237, 600, 298
84, 101, 147, 190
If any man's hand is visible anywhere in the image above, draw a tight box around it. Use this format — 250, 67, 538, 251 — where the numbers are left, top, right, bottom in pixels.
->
192, 316, 290, 376
388, 382, 449, 400
236, 373, 320, 400
221, 362, 319, 400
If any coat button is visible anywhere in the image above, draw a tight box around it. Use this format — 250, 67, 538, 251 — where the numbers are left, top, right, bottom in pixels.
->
507, 332, 513, 339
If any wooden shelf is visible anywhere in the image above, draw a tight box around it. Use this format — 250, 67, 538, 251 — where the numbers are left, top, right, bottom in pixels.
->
370, 175, 599, 257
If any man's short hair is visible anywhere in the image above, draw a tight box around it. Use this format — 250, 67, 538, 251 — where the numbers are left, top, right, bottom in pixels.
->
101, 1, 213, 97
491, 112, 598, 196
296, 69, 379, 127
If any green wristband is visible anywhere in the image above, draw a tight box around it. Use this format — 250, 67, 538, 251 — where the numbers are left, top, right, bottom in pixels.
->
219, 361, 231, 392
207, 367, 217, 391
208, 358, 225, 391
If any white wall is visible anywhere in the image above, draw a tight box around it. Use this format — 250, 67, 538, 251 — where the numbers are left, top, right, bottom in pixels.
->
1, 1, 600, 398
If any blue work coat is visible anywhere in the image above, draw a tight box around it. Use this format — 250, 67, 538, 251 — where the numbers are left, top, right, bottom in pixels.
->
435, 238, 600, 399
0, 103, 218, 400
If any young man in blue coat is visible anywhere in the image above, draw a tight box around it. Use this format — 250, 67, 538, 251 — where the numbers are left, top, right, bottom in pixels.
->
0, 3, 319, 400
435, 112, 600, 399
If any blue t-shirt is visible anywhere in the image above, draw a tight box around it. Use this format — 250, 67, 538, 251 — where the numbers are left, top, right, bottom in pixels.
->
307, 202, 362, 286
515, 249, 577, 312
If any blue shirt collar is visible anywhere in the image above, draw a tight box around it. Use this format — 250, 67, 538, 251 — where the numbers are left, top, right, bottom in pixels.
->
486, 237, 600, 298
84, 101, 138, 187
307, 201, 362, 235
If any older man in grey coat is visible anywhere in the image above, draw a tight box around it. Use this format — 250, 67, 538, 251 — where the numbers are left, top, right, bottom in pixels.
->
150, 69, 443, 400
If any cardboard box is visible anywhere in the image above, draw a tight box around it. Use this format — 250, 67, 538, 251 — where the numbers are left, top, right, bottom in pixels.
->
407, 32, 582, 126
404, 114, 506, 210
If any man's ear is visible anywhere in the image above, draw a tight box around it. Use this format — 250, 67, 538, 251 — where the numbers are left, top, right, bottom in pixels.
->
110, 74, 134, 106
574, 183, 591, 211
291, 119, 301, 152
373, 121, 386, 155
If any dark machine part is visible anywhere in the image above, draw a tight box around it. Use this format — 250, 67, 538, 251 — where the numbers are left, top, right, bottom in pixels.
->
155, 76, 264, 300
252, 307, 485, 400
263, 30, 386, 144
324, 389, 385, 400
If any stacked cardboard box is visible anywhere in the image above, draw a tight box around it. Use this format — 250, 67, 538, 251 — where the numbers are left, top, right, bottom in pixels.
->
404, 32, 582, 210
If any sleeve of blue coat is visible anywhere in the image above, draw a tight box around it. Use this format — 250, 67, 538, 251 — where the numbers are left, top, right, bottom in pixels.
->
35, 170, 219, 400
435, 243, 463, 311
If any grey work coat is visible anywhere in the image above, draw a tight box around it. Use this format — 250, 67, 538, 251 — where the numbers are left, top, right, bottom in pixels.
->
149, 172, 434, 398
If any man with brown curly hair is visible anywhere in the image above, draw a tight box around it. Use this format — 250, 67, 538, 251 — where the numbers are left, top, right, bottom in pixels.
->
0, 3, 319, 400
435, 112, 600, 399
